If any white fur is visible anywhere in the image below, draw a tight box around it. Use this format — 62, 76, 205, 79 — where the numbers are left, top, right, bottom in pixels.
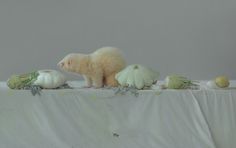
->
58, 47, 126, 88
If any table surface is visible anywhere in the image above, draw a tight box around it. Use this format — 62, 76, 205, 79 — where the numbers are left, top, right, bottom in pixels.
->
0, 81, 236, 148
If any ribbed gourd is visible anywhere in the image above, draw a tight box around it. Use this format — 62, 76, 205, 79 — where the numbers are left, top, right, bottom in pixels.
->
115, 64, 159, 89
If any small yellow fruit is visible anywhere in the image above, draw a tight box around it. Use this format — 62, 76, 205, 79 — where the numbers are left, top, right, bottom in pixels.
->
215, 76, 230, 88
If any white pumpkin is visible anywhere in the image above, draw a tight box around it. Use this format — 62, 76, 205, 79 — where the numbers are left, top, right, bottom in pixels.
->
33, 70, 66, 89
115, 64, 159, 89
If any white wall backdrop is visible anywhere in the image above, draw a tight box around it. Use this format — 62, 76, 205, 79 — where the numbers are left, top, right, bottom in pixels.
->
0, 0, 236, 81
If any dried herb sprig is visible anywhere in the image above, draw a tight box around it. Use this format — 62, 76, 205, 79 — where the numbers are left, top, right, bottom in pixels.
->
104, 86, 139, 97
23, 83, 73, 96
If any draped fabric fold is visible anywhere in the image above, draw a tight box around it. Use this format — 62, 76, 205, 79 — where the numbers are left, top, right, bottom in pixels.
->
0, 81, 235, 148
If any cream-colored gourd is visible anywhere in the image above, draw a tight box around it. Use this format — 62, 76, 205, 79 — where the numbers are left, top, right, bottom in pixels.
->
115, 64, 159, 89
33, 70, 66, 89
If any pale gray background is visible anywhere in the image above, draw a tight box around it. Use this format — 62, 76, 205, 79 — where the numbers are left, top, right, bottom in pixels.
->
0, 0, 235, 81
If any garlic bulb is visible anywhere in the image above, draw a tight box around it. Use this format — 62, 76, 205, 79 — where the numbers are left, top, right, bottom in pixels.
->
115, 64, 159, 89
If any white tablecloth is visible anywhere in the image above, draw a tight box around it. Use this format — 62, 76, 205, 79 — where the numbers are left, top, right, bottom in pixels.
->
0, 81, 236, 148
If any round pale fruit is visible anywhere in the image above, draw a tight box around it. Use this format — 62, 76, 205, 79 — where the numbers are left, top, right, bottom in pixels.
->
215, 76, 230, 88
206, 80, 219, 89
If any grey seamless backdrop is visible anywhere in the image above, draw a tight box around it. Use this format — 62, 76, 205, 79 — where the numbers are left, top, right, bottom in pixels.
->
0, 0, 235, 81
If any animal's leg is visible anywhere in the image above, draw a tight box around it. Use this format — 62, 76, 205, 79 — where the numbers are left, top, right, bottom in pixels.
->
104, 73, 119, 87
92, 74, 104, 88
92, 69, 103, 88
83, 75, 92, 88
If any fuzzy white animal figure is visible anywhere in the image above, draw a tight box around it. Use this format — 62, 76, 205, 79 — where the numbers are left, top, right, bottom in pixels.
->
58, 47, 126, 88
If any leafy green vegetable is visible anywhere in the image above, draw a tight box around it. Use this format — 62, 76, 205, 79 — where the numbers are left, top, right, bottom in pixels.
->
7, 70, 72, 96
7, 71, 39, 89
